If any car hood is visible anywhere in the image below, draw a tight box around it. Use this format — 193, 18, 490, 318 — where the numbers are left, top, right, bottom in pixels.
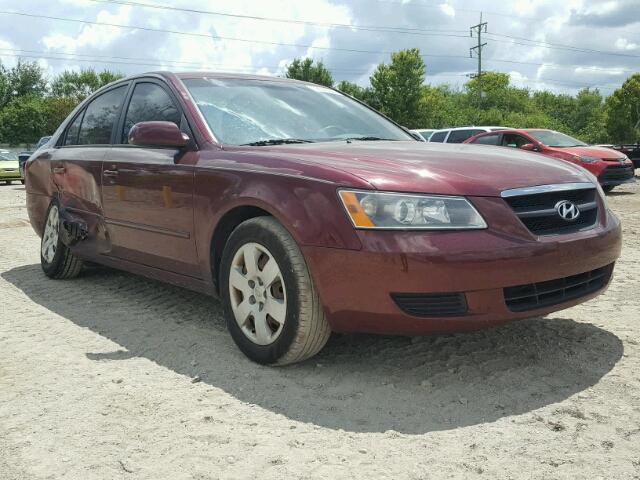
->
555, 145, 626, 160
0, 160, 19, 169
229, 141, 593, 197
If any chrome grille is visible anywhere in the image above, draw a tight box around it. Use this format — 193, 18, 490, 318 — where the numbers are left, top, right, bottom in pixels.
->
501, 183, 599, 236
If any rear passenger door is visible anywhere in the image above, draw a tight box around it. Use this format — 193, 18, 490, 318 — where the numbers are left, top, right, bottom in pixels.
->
54, 83, 130, 257
101, 79, 200, 278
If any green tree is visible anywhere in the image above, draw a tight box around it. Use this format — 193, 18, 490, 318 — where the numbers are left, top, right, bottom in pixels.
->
43, 96, 79, 135
0, 60, 47, 108
50, 68, 123, 101
605, 73, 640, 143
336, 80, 371, 103
0, 95, 48, 145
285, 58, 333, 87
369, 49, 425, 127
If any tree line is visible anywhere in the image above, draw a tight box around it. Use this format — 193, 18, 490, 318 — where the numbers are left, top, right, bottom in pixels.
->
0, 62, 123, 146
1, 50, 639, 146
286, 50, 640, 144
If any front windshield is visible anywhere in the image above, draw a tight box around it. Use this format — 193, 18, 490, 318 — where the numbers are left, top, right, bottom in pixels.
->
0, 151, 17, 161
183, 78, 413, 145
526, 130, 587, 147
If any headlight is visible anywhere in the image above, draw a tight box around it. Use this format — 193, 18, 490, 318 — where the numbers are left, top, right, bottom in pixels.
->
338, 189, 487, 230
578, 155, 600, 163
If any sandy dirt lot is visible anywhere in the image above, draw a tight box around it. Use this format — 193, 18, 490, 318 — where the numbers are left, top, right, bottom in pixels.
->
1, 181, 639, 480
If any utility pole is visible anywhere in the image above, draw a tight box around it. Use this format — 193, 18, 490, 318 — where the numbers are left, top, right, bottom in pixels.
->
469, 13, 487, 112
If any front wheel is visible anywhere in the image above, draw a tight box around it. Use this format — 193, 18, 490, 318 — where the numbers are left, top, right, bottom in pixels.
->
220, 217, 330, 365
41, 200, 84, 279
602, 185, 615, 193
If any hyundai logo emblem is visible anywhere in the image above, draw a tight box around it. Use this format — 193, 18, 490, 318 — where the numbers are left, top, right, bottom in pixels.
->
555, 200, 580, 222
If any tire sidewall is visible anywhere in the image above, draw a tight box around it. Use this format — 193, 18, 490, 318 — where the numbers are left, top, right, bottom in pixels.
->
40, 199, 67, 277
220, 220, 303, 364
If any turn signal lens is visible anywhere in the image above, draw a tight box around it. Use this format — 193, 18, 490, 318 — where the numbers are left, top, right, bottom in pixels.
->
338, 189, 487, 230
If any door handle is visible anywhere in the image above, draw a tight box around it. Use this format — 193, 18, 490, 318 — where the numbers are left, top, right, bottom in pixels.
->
53, 167, 66, 174
103, 169, 119, 177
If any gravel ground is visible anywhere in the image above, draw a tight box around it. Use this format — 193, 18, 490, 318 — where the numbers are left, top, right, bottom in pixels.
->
1, 181, 639, 480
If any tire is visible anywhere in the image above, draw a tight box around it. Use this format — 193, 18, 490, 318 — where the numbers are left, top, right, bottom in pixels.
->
220, 217, 331, 365
602, 185, 615, 193
4, 181, 10, 185
20, 180, 25, 185
40, 200, 84, 279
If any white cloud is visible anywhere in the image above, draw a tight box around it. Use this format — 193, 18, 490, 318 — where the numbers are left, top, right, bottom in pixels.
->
0, 0, 637, 96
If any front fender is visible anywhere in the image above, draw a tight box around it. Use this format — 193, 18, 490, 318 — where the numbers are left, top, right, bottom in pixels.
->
193, 167, 363, 282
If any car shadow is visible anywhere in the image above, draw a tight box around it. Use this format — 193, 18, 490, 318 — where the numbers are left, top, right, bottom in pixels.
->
607, 190, 634, 196
2, 264, 623, 435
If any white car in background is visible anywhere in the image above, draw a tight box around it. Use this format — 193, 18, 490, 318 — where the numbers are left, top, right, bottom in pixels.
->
429, 126, 509, 144
411, 129, 436, 142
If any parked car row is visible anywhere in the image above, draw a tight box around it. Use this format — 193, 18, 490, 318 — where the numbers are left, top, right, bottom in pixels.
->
25, 72, 622, 365
409, 125, 636, 193
463, 129, 636, 192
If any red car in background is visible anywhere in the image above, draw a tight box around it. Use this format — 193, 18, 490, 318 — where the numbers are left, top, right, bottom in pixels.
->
464, 129, 636, 192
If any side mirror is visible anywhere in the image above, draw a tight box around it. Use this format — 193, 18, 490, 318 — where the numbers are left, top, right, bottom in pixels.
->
129, 121, 190, 148
520, 143, 539, 152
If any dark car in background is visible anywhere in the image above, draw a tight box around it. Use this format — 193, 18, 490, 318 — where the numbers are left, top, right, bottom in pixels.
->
19, 136, 52, 181
464, 129, 635, 192
26, 72, 621, 365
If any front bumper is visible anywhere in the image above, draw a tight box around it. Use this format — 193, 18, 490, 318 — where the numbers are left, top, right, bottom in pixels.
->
0, 169, 22, 180
598, 164, 636, 186
303, 196, 622, 335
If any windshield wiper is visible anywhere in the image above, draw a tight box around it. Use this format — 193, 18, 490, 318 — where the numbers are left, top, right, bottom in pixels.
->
342, 136, 397, 142
241, 138, 314, 146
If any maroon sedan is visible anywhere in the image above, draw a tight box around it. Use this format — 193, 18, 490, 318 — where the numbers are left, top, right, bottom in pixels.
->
26, 72, 621, 365
464, 129, 636, 192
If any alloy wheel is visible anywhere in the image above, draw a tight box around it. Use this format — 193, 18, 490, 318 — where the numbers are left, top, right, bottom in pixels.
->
228, 242, 287, 345
41, 205, 59, 264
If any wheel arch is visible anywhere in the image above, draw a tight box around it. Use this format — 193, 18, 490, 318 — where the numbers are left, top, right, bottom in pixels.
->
209, 204, 275, 293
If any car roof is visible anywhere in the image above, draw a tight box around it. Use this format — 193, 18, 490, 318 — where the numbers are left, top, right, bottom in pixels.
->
433, 126, 508, 132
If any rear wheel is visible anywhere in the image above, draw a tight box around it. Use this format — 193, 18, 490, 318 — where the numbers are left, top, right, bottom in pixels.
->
20, 180, 25, 185
40, 200, 84, 279
220, 217, 330, 365
4, 181, 11, 185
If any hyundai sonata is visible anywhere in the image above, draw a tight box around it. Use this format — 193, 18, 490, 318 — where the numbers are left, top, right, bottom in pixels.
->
26, 72, 621, 364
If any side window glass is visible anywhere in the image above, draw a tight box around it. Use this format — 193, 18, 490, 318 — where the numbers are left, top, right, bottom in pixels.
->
78, 85, 127, 145
503, 135, 529, 148
447, 129, 483, 143
430, 131, 447, 142
64, 111, 85, 146
122, 83, 181, 143
474, 134, 499, 145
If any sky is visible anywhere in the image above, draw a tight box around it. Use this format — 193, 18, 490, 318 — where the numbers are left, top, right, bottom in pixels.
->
0, 0, 638, 95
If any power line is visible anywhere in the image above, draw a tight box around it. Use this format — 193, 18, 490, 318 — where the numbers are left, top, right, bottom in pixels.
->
486, 33, 640, 59
86, 0, 470, 36
0, 47, 374, 74
0, 49, 620, 92
0, 10, 471, 58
